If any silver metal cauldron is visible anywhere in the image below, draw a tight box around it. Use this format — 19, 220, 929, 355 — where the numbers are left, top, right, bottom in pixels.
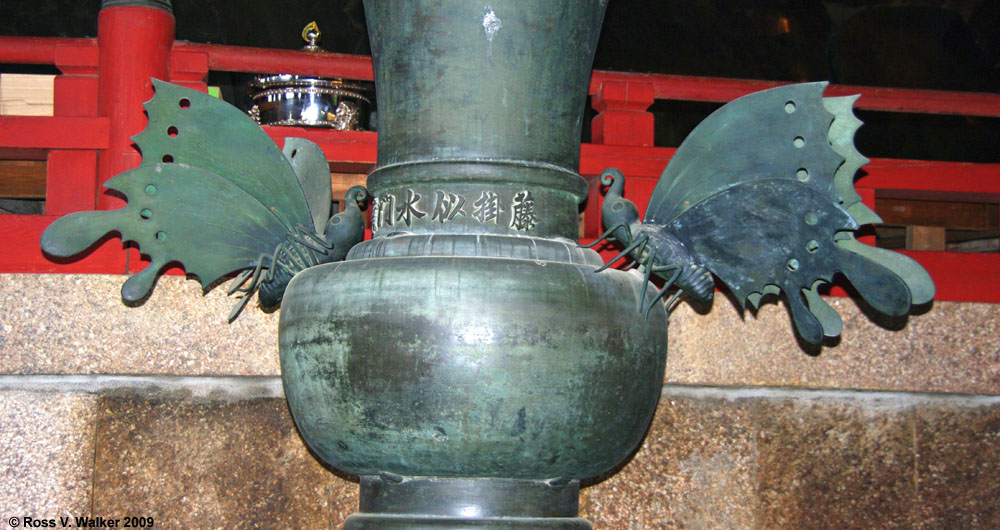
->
248, 23, 374, 130
248, 75, 372, 130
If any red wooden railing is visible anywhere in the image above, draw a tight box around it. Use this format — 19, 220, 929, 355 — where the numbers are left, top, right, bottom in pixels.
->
1, 5, 998, 303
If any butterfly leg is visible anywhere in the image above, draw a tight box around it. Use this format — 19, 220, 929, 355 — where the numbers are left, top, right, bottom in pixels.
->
636, 252, 656, 313
227, 255, 270, 296
228, 288, 258, 322
580, 222, 629, 249
264, 244, 298, 284
290, 225, 333, 254
596, 234, 647, 273
643, 265, 682, 320
273, 242, 313, 280
226, 269, 256, 296
625, 237, 649, 272
228, 254, 271, 321
661, 289, 685, 316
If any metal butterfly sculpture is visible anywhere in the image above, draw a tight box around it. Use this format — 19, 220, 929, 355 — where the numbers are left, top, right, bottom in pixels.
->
41, 80, 932, 345
586, 82, 934, 344
41, 80, 369, 321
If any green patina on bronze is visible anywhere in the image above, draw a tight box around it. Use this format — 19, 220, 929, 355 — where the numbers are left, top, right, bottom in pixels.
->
278, 2, 661, 527
362, 0, 602, 242
40, 0, 935, 527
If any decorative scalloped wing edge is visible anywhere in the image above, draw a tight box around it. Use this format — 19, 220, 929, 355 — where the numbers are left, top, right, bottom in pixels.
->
823, 95, 881, 226
133, 79, 313, 233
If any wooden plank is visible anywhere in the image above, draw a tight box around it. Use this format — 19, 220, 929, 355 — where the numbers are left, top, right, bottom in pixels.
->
330, 172, 368, 204
948, 238, 998, 252
0, 74, 55, 116
876, 198, 998, 231
0, 147, 47, 160
0, 160, 46, 198
906, 226, 947, 251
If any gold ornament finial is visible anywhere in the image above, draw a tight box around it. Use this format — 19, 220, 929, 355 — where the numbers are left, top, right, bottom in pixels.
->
301, 21, 321, 51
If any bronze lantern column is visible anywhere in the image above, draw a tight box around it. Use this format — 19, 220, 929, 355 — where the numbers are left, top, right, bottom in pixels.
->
278, 1, 668, 527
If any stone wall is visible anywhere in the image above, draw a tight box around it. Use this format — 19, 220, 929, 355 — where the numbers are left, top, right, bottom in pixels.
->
2, 273, 998, 528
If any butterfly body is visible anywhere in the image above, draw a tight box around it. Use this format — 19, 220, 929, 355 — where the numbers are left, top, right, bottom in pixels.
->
249, 186, 368, 311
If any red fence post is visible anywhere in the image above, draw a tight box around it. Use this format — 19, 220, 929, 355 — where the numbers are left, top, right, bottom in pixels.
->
591, 80, 655, 146
96, 3, 175, 210
46, 42, 101, 216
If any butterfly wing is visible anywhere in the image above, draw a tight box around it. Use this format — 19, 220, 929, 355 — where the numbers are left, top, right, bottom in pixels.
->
42, 163, 291, 302
638, 83, 932, 344
283, 137, 333, 236
136, 80, 315, 231
41, 81, 345, 310
665, 179, 913, 344
646, 82, 879, 226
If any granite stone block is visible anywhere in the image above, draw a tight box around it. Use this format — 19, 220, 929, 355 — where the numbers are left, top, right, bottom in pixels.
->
580, 395, 757, 530
914, 404, 1000, 529
92, 394, 357, 528
755, 397, 916, 529
667, 297, 1000, 395
25, 383, 996, 529
0, 274, 279, 376
5, 274, 999, 395
0, 391, 96, 522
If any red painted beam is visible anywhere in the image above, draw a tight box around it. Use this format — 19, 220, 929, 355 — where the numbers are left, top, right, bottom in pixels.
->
0, 36, 93, 64
0, 215, 127, 274
898, 251, 1000, 303
858, 159, 1000, 201
589, 71, 1000, 118
580, 144, 675, 178
580, 147, 1000, 200
173, 42, 375, 81
263, 127, 377, 171
4, 37, 998, 117
0, 116, 109, 149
